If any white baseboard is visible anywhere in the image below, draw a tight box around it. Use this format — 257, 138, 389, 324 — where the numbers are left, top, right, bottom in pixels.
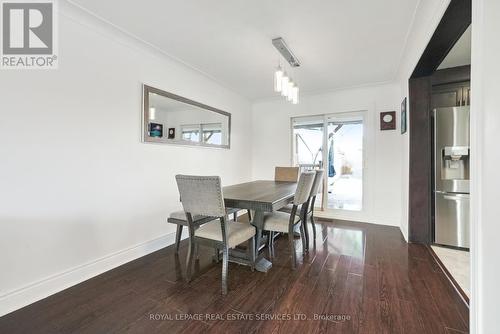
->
0, 232, 177, 317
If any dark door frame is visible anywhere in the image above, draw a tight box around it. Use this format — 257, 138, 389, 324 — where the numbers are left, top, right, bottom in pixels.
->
408, 0, 471, 244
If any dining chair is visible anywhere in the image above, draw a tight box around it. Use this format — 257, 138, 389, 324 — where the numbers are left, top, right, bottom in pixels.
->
274, 166, 299, 182
278, 169, 324, 250
167, 207, 239, 254
305, 169, 324, 246
175, 175, 256, 295
263, 171, 315, 269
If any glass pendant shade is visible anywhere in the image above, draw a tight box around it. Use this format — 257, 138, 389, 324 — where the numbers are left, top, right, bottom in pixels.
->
287, 81, 294, 101
281, 75, 289, 97
292, 86, 299, 104
274, 68, 283, 92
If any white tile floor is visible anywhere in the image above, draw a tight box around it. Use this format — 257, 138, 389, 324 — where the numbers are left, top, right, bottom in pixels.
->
431, 245, 470, 297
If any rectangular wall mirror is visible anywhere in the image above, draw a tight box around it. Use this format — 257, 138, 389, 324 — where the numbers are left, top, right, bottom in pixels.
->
142, 84, 231, 149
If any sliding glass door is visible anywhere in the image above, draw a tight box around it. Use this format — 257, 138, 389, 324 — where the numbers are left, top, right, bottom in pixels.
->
326, 115, 363, 211
292, 112, 364, 213
292, 117, 325, 208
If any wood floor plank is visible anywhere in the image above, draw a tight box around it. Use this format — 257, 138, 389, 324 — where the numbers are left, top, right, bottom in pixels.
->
0, 219, 469, 334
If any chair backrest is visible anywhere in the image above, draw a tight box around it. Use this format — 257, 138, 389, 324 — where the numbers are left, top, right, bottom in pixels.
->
310, 169, 324, 196
275, 166, 299, 182
293, 171, 316, 205
175, 175, 226, 218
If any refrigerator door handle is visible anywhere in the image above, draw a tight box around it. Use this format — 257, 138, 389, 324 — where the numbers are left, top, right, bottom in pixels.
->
443, 194, 469, 200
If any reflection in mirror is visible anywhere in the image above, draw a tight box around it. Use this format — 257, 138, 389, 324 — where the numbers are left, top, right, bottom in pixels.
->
143, 85, 231, 148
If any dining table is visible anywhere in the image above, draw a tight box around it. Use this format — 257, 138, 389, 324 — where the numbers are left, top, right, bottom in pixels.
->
223, 180, 297, 272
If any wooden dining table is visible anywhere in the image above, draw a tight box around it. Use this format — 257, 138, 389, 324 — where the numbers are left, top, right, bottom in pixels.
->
223, 180, 297, 272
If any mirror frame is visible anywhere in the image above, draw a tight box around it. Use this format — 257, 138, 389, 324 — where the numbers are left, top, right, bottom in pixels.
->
142, 84, 231, 149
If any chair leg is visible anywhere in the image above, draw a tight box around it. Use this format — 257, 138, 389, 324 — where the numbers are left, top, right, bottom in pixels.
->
175, 225, 183, 254
272, 232, 276, 256
311, 214, 317, 243
288, 230, 296, 269
221, 245, 229, 295
233, 211, 238, 221
195, 242, 199, 260
186, 234, 195, 282
303, 214, 310, 252
267, 231, 274, 257
300, 222, 306, 255
249, 237, 256, 271
213, 247, 220, 263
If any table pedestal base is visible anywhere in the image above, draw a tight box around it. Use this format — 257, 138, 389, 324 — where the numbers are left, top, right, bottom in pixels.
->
255, 257, 272, 272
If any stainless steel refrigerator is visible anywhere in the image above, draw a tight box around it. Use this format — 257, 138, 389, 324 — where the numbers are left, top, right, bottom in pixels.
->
433, 106, 470, 248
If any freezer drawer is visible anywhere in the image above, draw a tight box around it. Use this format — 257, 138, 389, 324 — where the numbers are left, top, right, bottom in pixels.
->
435, 192, 470, 248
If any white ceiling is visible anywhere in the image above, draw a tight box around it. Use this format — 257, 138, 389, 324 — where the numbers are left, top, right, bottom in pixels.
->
72, 0, 420, 100
438, 25, 471, 70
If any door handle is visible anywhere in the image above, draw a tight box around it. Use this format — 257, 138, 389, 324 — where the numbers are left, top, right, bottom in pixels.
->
443, 194, 469, 200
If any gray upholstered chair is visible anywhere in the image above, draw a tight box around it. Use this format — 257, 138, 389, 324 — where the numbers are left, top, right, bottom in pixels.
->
175, 175, 256, 294
305, 169, 324, 246
167, 207, 239, 254
278, 169, 324, 250
263, 171, 315, 269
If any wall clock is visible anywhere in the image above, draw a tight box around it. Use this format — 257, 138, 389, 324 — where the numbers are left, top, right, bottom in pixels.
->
168, 128, 175, 139
380, 111, 396, 130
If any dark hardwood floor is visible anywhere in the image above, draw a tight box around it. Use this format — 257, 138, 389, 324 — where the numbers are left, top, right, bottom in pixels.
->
0, 218, 469, 334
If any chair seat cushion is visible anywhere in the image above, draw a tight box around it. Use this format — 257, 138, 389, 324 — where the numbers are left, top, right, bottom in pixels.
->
263, 211, 300, 233
195, 221, 256, 248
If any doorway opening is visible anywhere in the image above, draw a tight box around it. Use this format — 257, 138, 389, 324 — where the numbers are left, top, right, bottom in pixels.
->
408, 0, 471, 307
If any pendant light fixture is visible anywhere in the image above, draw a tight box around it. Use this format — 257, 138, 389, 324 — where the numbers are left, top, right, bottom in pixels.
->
272, 37, 300, 105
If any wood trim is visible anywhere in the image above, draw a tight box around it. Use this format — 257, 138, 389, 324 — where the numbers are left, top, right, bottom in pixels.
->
412, 0, 472, 78
427, 245, 470, 306
431, 65, 471, 86
408, 76, 433, 243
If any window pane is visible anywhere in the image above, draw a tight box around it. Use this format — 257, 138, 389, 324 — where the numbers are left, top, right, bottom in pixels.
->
181, 125, 200, 142
202, 123, 222, 145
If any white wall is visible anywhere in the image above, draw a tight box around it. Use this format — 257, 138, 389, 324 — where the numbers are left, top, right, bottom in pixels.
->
470, 0, 500, 332
396, 0, 451, 240
251, 83, 403, 227
0, 2, 252, 316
